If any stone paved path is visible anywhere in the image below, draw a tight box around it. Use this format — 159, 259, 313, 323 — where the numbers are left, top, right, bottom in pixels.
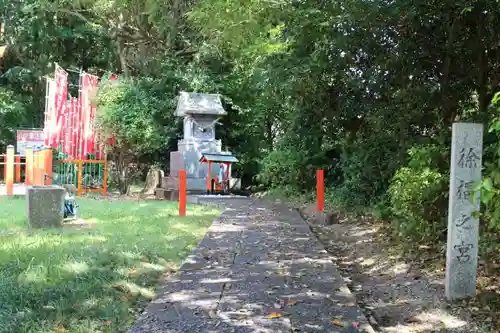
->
130, 198, 375, 333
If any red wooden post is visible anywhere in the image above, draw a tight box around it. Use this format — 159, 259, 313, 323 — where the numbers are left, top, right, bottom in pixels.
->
316, 169, 324, 212
6, 146, 14, 196
25, 148, 33, 185
179, 169, 187, 217
103, 160, 108, 196
43, 148, 53, 185
77, 161, 83, 196
15, 155, 21, 183
206, 161, 212, 193
225, 162, 230, 191
33, 151, 41, 185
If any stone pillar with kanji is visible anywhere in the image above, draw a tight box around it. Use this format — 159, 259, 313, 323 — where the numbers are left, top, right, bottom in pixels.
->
445, 122, 483, 301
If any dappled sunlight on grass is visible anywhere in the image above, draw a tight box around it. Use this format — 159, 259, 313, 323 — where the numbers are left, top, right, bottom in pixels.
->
110, 280, 156, 300
0, 196, 219, 333
60, 261, 91, 275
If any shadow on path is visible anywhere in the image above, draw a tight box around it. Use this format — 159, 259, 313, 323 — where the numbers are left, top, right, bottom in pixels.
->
130, 198, 374, 333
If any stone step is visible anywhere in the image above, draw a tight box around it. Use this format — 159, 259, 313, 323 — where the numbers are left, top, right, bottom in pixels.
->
160, 176, 242, 191
161, 176, 178, 190
154, 188, 179, 201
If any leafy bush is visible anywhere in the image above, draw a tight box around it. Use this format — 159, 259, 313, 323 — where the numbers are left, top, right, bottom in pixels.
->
387, 144, 448, 242
257, 146, 307, 191
477, 93, 500, 259
0, 88, 28, 151
333, 136, 407, 208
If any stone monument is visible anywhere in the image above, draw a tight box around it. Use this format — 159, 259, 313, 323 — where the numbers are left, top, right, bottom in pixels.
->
142, 168, 164, 195
26, 185, 66, 228
155, 92, 240, 199
445, 122, 483, 301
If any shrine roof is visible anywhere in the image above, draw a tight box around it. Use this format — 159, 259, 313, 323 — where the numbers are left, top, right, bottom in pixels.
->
175, 91, 227, 117
199, 153, 238, 163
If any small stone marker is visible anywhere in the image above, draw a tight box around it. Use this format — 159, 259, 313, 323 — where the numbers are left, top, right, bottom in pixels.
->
26, 186, 66, 228
143, 168, 164, 195
445, 122, 483, 301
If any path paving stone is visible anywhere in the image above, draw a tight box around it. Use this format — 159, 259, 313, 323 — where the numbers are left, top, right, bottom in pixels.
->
129, 198, 375, 333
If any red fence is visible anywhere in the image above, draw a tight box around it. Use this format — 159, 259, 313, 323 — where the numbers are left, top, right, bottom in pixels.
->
54, 159, 108, 196
0, 145, 107, 196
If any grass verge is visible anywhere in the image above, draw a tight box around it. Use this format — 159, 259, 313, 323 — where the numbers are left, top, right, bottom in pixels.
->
0, 196, 219, 333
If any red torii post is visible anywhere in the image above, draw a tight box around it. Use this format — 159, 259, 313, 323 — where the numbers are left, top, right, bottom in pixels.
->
179, 169, 186, 216
316, 169, 324, 212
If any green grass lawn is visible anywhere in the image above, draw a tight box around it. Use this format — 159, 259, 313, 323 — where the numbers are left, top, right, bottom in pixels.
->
0, 196, 219, 333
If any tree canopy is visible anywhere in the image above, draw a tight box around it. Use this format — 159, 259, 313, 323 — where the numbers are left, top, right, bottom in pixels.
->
1, 0, 499, 255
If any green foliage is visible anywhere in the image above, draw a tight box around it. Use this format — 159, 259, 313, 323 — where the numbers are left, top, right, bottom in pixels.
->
388, 145, 448, 242
333, 137, 408, 208
94, 59, 224, 193
257, 145, 307, 190
476, 93, 500, 259
94, 76, 174, 193
1, 0, 500, 256
480, 93, 500, 227
0, 88, 27, 151
96, 78, 168, 154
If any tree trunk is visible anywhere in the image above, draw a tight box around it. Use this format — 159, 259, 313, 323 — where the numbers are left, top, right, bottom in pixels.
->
476, 14, 489, 118
266, 115, 274, 150
114, 148, 130, 195
117, 37, 129, 76
441, 16, 458, 125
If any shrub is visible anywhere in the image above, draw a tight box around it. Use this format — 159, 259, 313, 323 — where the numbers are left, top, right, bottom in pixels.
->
257, 145, 308, 190
477, 92, 500, 259
387, 144, 448, 242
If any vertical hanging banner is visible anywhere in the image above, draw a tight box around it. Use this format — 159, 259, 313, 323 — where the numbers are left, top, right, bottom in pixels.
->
63, 99, 73, 157
88, 74, 99, 156
80, 73, 89, 158
89, 77, 98, 156
53, 66, 69, 148
71, 98, 78, 159
80, 72, 99, 158
44, 65, 68, 148
42, 65, 110, 160
44, 78, 56, 147
76, 96, 83, 159
66, 98, 73, 158
60, 99, 67, 155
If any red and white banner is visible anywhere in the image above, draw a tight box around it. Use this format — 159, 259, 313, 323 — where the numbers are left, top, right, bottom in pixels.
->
80, 73, 99, 157
44, 66, 68, 148
62, 99, 72, 158
75, 97, 83, 159
70, 98, 78, 159
43, 78, 55, 147
43, 66, 115, 160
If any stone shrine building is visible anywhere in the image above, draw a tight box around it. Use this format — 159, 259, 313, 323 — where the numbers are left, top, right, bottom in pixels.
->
156, 92, 239, 198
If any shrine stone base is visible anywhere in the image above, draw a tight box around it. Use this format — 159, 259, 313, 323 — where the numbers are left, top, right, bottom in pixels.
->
159, 176, 241, 193
154, 189, 179, 201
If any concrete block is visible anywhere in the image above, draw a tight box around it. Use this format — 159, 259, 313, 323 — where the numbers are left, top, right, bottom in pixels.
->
26, 186, 65, 228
